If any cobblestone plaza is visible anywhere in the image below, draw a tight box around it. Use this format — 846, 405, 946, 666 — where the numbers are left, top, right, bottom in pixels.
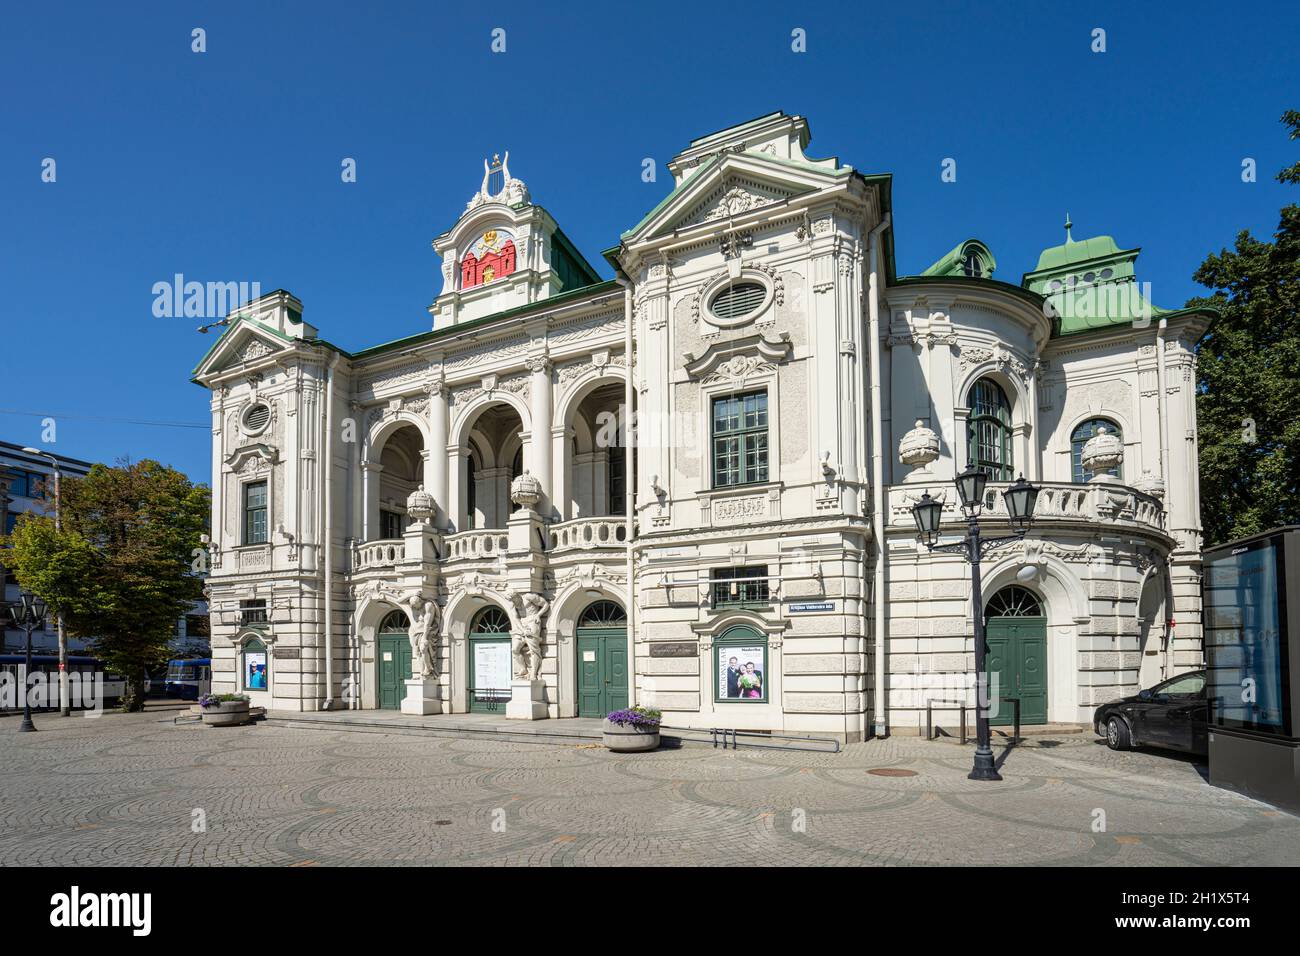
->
1, 710, 1296, 867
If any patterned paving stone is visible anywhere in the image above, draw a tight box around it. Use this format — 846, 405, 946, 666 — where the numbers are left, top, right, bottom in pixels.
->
0, 712, 1296, 866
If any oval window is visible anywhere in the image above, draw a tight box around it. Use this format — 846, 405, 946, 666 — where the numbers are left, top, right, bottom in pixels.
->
1100, 268, 1114, 279
709, 282, 767, 322
242, 402, 271, 435
1083, 271, 1096, 283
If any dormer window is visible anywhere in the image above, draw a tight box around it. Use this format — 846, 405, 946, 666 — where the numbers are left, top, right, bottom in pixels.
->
962, 252, 984, 277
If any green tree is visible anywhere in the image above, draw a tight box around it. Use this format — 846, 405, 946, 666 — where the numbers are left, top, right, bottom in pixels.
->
3, 460, 209, 710
1190, 111, 1300, 544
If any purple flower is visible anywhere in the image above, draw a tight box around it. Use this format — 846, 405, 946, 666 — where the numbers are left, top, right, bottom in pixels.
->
606, 706, 662, 727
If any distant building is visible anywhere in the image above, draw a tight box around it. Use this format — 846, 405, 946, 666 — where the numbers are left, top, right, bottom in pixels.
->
0, 441, 93, 653
1, 440, 210, 660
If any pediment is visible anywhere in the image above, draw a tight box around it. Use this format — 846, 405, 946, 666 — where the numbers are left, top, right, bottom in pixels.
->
622, 151, 845, 246
681, 331, 793, 385
192, 319, 293, 382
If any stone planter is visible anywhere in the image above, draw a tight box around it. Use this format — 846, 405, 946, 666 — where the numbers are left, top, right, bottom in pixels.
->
602, 718, 661, 752
201, 700, 251, 727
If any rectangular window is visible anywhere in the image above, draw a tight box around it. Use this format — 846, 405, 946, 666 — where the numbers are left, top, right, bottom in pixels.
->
244, 480, 268, 544
711, 391, 768, 488
711, 565, 770, 608
239, 600, 267, 626
380, 509, 404, 540
607, 448, 626, 516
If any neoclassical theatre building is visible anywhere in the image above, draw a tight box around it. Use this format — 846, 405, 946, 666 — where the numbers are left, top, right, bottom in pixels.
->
192, 111, 1211, 739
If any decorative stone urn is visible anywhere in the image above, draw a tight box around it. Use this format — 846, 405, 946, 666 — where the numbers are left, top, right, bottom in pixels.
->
602, 717, 661, 752
1132, 468, 1166, 500
898, 419, 940, 475
510, 470, 542, 511
201, 699, 251, 727
1080, 426, 1124, 482
405, 484, 436, 524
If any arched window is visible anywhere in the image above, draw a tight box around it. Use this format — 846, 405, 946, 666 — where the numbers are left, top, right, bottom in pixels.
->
985, 586, 1043, 618
242, 637, 268, 692
471, 606, 511, 633
578, 600, 627, 628
962, 250, 984, 277
967, 378, 1013, 480
378, 609, 409, 632
1070, 418, 1122, 483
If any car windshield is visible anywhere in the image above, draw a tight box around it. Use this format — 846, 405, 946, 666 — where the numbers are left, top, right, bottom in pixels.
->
1158, 673, 1205, 696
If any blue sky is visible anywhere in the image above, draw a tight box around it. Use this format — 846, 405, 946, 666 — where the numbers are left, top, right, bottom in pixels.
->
2, 0, 1297, 482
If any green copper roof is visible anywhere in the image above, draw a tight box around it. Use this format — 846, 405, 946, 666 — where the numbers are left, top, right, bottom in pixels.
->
1031, 233, 1123, 272
920, 239, 996, 278
1022, 226, 1163, 335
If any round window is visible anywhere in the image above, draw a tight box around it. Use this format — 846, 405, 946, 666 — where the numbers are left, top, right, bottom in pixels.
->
709, 281, 767, 322
1048, 279, 1062, 291
242, 402, 271, 435
1100, 268, 1114, 279
1083, 271, 1096, 283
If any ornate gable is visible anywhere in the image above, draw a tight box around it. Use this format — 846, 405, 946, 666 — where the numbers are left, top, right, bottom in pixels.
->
192, 320, 292, 382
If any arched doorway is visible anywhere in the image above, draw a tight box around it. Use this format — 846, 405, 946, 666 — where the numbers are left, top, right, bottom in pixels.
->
575, 600, 628, 717
377, 609, 411, 710
984, 586, 1047, 725
468, 606, 512, 712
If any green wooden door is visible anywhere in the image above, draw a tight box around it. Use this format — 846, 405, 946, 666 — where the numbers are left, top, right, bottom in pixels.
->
576, 628, 629, 718
984, 617, 1047, 725
377, 632, 412, 710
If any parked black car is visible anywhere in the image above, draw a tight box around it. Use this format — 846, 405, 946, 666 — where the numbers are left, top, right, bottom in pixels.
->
1093, 670, 1209, 756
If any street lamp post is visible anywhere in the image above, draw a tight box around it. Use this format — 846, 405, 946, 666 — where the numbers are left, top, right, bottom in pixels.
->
7, 591, 49, 732
22, 448, 67, 717
911, 466, 1040, 781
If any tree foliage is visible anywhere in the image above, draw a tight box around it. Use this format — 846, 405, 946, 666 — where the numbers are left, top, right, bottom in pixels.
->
3, 460, 209, 710
1190, 112, 1300, 545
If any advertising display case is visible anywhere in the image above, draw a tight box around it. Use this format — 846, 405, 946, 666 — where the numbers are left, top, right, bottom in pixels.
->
1202, 527, 1300, 812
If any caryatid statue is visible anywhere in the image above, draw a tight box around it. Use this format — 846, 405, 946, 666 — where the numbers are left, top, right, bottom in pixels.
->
508, 592, 550, 681
399, 592, 440, 678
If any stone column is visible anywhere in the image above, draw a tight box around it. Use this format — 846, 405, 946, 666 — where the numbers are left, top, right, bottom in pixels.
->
528, 355, 553, 519
427, 380, 449, 529
360, 459, 383, 542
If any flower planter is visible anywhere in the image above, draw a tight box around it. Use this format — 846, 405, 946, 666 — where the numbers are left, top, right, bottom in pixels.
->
201, 700, 251, 727
602, 717, 661, 752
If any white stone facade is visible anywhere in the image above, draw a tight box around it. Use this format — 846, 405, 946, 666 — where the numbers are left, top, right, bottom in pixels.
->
192, 112, 1210, 739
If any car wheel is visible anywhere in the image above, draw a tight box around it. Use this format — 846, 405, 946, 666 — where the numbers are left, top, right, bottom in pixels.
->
1106, 716, 1131, 751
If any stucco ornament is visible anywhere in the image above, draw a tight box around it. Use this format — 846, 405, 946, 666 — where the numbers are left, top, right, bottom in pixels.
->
508, 592, 550, 680
898, 419, 940, 469
405, 484, 436, 524
1080, 425, 1124, 481
509, 470, 542, 510
465, 151, 530, 209
1132, 468, 1166, 500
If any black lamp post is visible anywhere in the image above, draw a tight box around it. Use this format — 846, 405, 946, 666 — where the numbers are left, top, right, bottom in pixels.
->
911, 468, 1039, 781
7, 591, 48, 732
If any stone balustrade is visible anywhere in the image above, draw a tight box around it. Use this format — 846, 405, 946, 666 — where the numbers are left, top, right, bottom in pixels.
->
444, 529, 510, 561
888, 480, 1166, 534
548, 516, 630, 551
354, 538, 404, 571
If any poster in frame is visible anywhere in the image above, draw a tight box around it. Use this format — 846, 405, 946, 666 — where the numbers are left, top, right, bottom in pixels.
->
716, 638, 767, 703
